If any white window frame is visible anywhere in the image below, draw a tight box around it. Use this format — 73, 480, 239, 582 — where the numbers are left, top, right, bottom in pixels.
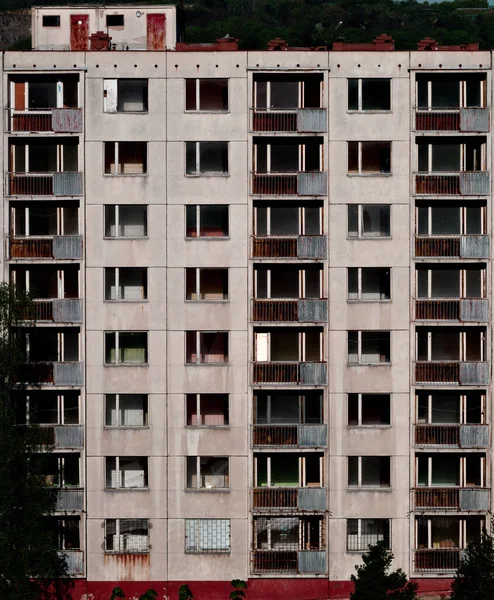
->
104, 267, 148, 301
348, 393, 391, 428
347, 330, 391, 365
348, 78, 392, 112
254, 205, 323, 236
186, 456, 230, 490
104, 394, 149, 428
185, 141, 229, 176
185, 204, 230, 239
106, 456, 148, 490
416, 205, 486, 236
348, 456, 391, 489
24, 392, 80, 425
416, 329, 485, 362
186, 331, 229, 365
185, 267, 229, 301
185, 78, 229, 113
348, 141, 392, 175
104, 205, 148, 239
104, 519, 150, 554
416, 393, 486, 425
104, 141, 147, 176
254, 454, 323, 488
104, 331, 149, 366
416, 266, 486, 299
186, 393, 229, 428
347, 267, 391, 301
348, 204, 391, 239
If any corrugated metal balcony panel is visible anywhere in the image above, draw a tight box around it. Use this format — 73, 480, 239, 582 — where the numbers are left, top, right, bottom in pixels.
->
61, 550, 84, 576
297, 109, 327, 133
52, 299, 83, 323
52, 236, 83, 260
298, 551, 326, 574
298, 299, 327, 322
53, 172, 83, 196
459, 362, 489, 385
297, 172, 327, 196
460, 108, 489, 133
299, 362, 327, 385
459, 424, 489, 448
299, 424, 327, 448
459, 488, 490, 511
54, 425, 84, 449
52, 108, 83, 133
460, 299, 489, 322
53, 362, 84, 386
459, 172, 490, 196
297, 235, 327, 259
460, 235, 490, 259
56, 488, 83, 511
297, 488, 326, 511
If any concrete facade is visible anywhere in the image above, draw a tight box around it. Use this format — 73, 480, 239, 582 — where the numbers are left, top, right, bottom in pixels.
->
0, 6, 492, 599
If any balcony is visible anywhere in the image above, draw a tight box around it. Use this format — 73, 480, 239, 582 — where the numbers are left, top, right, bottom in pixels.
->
252, 550, 326, 574
414, 488, 489, 511
415, 108, 489, 133
251, 235, 327, 260
414, 549, 463, 573
40, 425, 84, 449
414, 172, 489, 196
251, 172, 327, 196
252, 362, 327, 385
56, 488, 84, 512
6, 108, 83, 133
414, 236, 489, 259
62, 550, 84, 576
24, 299, 83, 323
5, 172, 83, 197
253, 487, 326, 512
414, 362, 488, 385
251, 108, 327, 133
17, 362, 84, 386
9, 236, 83, 260
415, 424, 489, 448
252, 424, 327, 448
252, 299, 327, 323
415, 299, 488, 322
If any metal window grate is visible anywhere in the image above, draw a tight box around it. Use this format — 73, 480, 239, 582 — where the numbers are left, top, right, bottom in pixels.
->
347, 518, 391, 551
185, 519, 231, 553
105, 519, 150, 553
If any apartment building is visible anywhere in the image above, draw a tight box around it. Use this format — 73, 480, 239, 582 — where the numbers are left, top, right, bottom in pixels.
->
0, 5, 492, 599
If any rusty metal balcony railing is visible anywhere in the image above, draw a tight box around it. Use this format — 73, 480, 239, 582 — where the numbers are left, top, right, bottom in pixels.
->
251, 299, 328, 322
414, 172, 489, 196
251, 424, 327, 448
251, 235, 327, 259
9, 236, 83, 260
6, 108, 83, 133
414, 549, 463, 573
415, 424, 489, 448
24, 299, 83, 323
414, 361, 489, 385
40, 424, 84, 448
253, 487, 325, 512
251, 108, 327, 133
415, 299, 488, 322
414, 488, 489, 511
17, 362, 84, 386
56, 488, 84, 511
414, 107, 489, 132
251, 550, 326, 574
251, 172, 327, 196
5, 172, 83, 196
252, 361, 327, 385
414, 235, 489, 259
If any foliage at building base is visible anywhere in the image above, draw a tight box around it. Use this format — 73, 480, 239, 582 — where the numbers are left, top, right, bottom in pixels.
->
451, 528, 494, 600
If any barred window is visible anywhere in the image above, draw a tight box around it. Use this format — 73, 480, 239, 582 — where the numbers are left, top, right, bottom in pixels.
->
185, 519, 230, 553
105, 519, 149, 553
347, 518, 391, 551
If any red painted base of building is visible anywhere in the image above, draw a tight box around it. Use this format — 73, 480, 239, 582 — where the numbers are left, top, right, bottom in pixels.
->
48, 578, 453, 600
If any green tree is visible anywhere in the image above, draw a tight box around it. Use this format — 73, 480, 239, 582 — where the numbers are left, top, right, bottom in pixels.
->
179, 584, 194, 600
350, 541, 418, 600
451, 528, 494, 600
0, 283, 69, 600
230, 579, 247, 600
110, 587, 158, 600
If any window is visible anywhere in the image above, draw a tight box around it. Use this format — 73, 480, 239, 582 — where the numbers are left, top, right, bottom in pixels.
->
46, 517, 80, 550
105, 268, 148, 301
104, 79, 148, 113
42, 15, 60, 27
348, 456, 391, 488
105, 394, 148, 427
105, 457, 148, 489
105, 332, 148, 365
104, 142, 147, 175
348, 142, 391, 174
416, 265, 485, 299
348, 79, 391, 111
185, 142, 228, 175
186, 331, 229, 364
185, 268, 228, 300
185, 205, 229, 238
254, 517, 325, 553
348, 394, 391, 426
348, 331, 391, 364
255, 453, 323, 487
186, 456, 229, 490
348, 268, 390, 300
416, 204, 485, 236
186, 79, 228, 112
104, 205, 148, 238
106, 14, 124, 26
347, 519, 391, 551
254, 204, 322, 236
41, 453, 80, 487
348, 205, 390, 239
185, 519, 231, 553
105, 519, 149, 553
17, 391, 79, 425
186, 394, 229, 426
254, 391, 323, 425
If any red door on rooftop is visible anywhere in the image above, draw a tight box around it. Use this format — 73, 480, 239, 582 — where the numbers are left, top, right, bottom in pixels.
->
70, 14, 89, 51
147, 14, 166, 50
